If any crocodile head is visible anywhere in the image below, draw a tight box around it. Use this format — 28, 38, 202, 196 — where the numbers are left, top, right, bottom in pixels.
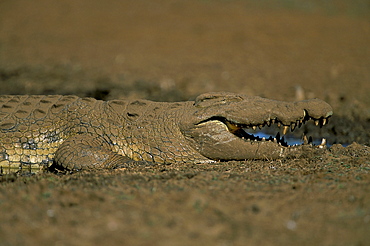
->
180, 92, 333, 160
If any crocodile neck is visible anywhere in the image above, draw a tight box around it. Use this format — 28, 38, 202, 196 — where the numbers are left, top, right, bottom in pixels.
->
99, 99, 210, 164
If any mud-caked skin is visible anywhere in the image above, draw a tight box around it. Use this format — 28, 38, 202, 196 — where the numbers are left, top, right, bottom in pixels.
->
0, 92, 333, 173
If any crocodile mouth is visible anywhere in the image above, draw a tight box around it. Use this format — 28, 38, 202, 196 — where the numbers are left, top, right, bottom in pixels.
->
198, 111, 331, 147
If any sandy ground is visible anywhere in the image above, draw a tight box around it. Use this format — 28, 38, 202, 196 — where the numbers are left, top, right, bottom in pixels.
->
0, 0, 369, 245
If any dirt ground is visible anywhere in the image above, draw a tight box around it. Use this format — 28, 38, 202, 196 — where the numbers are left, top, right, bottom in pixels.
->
0, 0, 369, 245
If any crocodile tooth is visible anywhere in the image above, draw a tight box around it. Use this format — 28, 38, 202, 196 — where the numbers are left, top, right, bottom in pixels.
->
271, 119, 275, 124
303, 135, 308, 144
266, 121, 271, 127
314, 120, 319, 126
252, 126, 257, 130
319, 138, 327, 149
277, 122, 281, 127
322, 118, 327, 126
262, 137, 266, 141
297, 120, 302, 128
282, 126, 289, 135
258, 124, 263, 129
303, 110, 306, 117
321, 138, 326, 145
274, 138, 277, 143
290, 123, 296, 132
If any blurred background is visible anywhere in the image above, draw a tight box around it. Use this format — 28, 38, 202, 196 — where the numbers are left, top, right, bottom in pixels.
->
0, 0, 369, 143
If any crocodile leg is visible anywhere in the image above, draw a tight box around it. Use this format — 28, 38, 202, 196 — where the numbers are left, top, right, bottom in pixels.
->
52, 135, 141, 171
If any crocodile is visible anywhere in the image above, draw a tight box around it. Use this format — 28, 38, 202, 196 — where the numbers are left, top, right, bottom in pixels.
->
0, 92, 333, 173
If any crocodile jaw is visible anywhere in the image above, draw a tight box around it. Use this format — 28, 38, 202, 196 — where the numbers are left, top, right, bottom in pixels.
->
183, 120, 292, 160
182, 110, 332, 161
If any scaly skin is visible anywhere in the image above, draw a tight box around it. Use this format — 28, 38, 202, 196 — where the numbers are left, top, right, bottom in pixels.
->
0, 92, 333, 173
